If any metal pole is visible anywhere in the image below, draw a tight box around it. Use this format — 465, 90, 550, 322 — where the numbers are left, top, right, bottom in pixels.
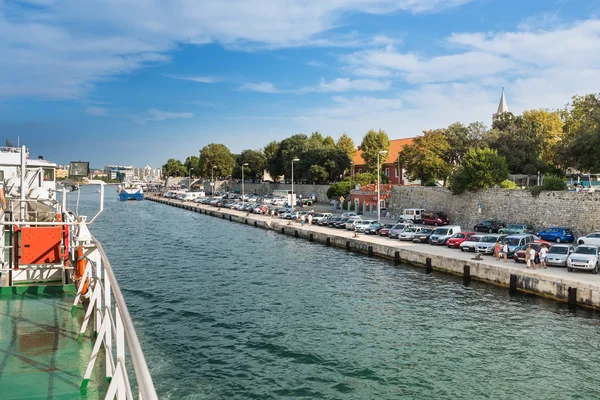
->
291, 160, 294, 205
377, 152, 380, 222
211, 167, 214, 196
242, 165, 245, 208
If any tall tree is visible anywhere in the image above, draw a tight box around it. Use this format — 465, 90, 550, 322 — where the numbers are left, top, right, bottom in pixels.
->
198, 143, 235, 178
323, 135, 336, 147
336, 133, 356, 161
184, 156, 200, 177
263, 140, 280, 179
522, 109, 563, 167
558, 94, 600, 171
448, 148, 509, 194
274, 134, 310, 179
232, 149, 267, 181
487, 112, 546, 175
162, 158, 187, 177
309, 131, 324, 147
444, 122, 489, 166
360, 129, 391, 172
398, 129, 451, 184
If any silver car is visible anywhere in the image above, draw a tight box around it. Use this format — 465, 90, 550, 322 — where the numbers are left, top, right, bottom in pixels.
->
399, 226, 422, 241
545, 244, 574, 267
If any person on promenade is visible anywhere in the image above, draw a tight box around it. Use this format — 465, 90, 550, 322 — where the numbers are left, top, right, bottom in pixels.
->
501, 242, 508, 262
539, 244, 548, 269
493, 240, 501, 260
307, 213, 313, 226
525, 245, 531, 266
527, 245, 536, 269
300, 214, 306, 226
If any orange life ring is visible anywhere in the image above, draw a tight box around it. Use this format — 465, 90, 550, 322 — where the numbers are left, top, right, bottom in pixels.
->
75, 246, 88, 295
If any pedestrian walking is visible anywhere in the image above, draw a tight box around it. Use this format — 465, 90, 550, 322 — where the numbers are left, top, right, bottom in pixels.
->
527, 245, 536, 269
493, 240, 501, 260
300, 214, 306, 226
539, 244, 548, 269
307, 214, 313, 226
501, 242, 508, 262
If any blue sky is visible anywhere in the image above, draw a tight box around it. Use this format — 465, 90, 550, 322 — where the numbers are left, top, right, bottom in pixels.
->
1, 0, 600, 168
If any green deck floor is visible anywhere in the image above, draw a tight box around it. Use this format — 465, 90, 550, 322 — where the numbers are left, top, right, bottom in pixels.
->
0, 291, 108, 399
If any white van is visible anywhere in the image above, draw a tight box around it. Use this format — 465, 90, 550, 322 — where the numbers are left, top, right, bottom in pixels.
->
429, 225, 461, 245
181, 191, 205, 201
400, 208, 425, 223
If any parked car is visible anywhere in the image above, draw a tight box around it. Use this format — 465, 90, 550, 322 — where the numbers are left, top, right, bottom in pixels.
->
412, 228, 435, 243
545, 244, 575, 267
501, 234, 537, 256
341, 212, 358, 218
326, 217, 343, 227
499, 223, 535, 235
429, 226, 461, 245
354, 220, 376, 233
473, 220, 505, 233
345, 217, 362, 230
421, 211, 449, 226
576, 232, 600, 246
399, 208, 425, 223
475, 234, 507, 254
460, 235, 483, 252
567, 245, 600, 273
378, 224, 395, 237
513, 241, 551, 263
313, 213, 333, 223
333, 218, 350, 228
365, 222, 386, 235
399, 226, 423, 241
446, 232, 476, 249
537, 227, 575, 243
389, 223, 412, 239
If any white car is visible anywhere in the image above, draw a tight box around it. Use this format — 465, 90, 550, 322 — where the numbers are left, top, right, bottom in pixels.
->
345, 218, 362, 230
567, 245, 600, 273
429, 226, 461, 245
313, 213, 332, 223
546, 244, 575, 267
354, 220, 376, 233
460, 235, 483, 252
398, 226, 422, 241
577, 232, 600, 246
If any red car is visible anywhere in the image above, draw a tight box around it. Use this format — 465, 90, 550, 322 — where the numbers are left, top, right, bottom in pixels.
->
446, 232, 476, 248
378, 224, 394, 236
513, 240, 552, 263
422, 211, 449, 226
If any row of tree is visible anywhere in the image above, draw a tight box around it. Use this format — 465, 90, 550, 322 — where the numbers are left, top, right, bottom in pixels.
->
162, 93, 600, 193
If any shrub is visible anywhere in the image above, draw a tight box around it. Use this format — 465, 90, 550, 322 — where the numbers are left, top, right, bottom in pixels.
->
499, 179, 518, 189
542, 175, 567, 191
326, 181, 354, 199
529, 185, 544, 198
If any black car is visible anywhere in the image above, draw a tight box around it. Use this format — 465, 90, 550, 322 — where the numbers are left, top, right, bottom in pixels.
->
326, 217, 343, 227
334, 218, 350, 228
318, 215, 335, 226
364, 223, 385, 235
412, 228, 434, 243
473, 220, 504, 233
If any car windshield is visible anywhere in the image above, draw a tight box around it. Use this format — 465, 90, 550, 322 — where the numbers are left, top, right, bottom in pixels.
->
420, 228, 433, 234
383, 224, 394, 229
404, 227, 418, 233
507, 224, 522, 229
468, 237, 482, 243
452, 233, 465, 238
503, 238, 521, 246
481, 236, 498, 243
392, 224, 406, 229
549, 247, 569, 255
574, 246, 597, 255
433, 228, 448, 235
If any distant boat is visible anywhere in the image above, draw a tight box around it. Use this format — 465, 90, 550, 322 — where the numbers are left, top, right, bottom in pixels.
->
119, 181, 144, 201
70, 183, 79, 191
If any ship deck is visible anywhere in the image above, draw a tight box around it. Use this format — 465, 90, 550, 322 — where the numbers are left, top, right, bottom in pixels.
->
0, 287, 107, 399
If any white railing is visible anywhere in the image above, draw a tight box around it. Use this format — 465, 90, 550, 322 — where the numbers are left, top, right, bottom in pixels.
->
75, 236, 158, 399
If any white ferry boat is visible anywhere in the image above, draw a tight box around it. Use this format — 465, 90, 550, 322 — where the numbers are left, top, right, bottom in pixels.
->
0, 145, 157, 398
119, 180, 144, 201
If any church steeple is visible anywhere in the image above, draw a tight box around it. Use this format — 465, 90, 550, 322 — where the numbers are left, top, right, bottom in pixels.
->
493, 87, 508, 123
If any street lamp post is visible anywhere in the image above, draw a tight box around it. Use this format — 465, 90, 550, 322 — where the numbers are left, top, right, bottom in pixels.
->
188, 168, 193, 189
291, 158, 299, 207
350, 161, 354, 182
212, 165, 217, 196
377, 150, 388, 222
241, 163, 248, 207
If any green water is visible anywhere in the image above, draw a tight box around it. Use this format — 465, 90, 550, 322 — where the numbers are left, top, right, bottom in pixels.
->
80, 188, 600, 399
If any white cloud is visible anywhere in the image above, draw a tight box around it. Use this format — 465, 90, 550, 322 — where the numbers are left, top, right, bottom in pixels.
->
133, 109, 194, 124
239, 82, 280, 93
0, 0, 472, 99
85, 107, 108, 116
163, 75, 219, 83
302, 78, 391, 92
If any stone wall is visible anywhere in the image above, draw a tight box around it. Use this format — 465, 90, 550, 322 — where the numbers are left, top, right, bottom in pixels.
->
389, 186, 600, 238
205, 181, 332, 203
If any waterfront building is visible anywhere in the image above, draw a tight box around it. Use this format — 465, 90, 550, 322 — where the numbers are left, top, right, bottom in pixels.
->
349, 183, 393, 213
56, 166, 69, 179
351, 138, 416, 185
104, 165, 134, 181
492, 87, 509, 123
134, 165, 162, 180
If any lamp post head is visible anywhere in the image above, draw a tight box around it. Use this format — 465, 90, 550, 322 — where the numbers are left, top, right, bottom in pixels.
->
212, 165, 217, 169
379, 150, 388, 155
242, 163, 248, 167
292, 158, 300, 162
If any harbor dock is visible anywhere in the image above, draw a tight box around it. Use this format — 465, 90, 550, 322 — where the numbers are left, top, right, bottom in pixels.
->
147, 195, 600, 310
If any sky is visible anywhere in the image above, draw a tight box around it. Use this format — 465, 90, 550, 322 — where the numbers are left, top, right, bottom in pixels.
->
1, 0, 600, 168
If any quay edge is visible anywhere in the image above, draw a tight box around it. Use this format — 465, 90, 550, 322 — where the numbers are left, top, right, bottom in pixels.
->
147, 195, 600, 310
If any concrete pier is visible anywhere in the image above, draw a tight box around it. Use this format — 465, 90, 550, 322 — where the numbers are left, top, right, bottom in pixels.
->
147, 195, 600, 310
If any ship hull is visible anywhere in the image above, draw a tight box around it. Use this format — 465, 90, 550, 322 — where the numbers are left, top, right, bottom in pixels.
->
119, 189, 144, 201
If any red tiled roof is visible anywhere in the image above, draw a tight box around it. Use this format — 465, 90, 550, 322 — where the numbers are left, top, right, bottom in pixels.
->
352, 137, 414, 166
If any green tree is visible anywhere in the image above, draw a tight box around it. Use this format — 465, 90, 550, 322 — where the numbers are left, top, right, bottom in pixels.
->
309, 165, 328, 183
336, 133, 356, 161
522, 109, 563, 168
558, 94, 600, 171
198, 143, 235, 178
184, 156, 200, 177
354, 172, 377, 186
263, 140, 280, 179
444, 122, 489, 166
272, 134, 309, 179
326, 181, 354, 199
162, 158, 187, 177
309, 131, 324, 147
323, 135, 336, 147
398, 129, 452, 184
448, 148, 509, 194
360, 129, 390, 172
486, 112, 546, 175
232, 149, 267, 181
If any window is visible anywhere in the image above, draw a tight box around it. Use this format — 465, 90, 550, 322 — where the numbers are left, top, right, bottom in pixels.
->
358, 168, 363, 174
395, 167, 399, 178
385, 168, 389, 177
43, 168, 55, 181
